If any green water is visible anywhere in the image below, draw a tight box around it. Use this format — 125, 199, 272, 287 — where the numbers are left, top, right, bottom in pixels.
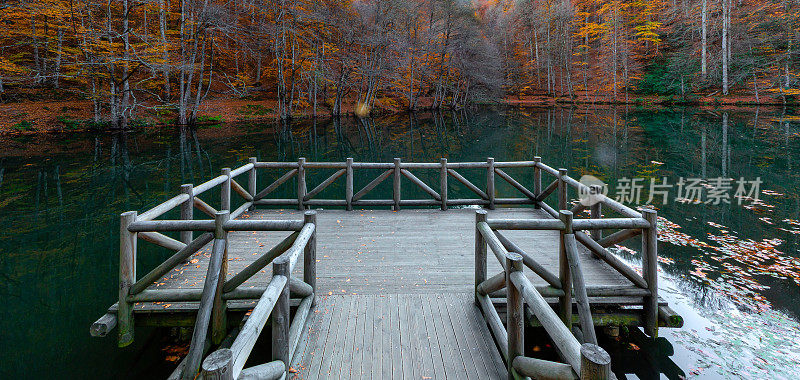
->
1, 106, 799, 379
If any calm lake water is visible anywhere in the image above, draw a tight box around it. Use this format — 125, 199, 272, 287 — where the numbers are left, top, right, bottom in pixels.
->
1, 106, 799, 379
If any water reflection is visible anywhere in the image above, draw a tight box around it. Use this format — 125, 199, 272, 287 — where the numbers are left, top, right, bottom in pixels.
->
1, 106, 799, 378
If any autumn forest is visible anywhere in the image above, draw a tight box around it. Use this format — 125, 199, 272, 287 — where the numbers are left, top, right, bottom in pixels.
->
0, 0, 799, 128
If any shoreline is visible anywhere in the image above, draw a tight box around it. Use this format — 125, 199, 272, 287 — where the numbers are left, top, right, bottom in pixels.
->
1, 96, 798, 135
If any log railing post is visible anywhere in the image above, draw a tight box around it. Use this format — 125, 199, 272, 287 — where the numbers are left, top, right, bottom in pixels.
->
297, 157, 306, 210
202, 348, 234, 380
487, 157, 495, 209
440, 158, 448, 211
303, 210, 317, 305
118, 211, 137, 347
580, 343, 611, 380
180, 184, 193, 245
212, 211, 230, 345
506, 252, 524, 380
221, 168, 231, 212
248, 157, 257, 211
590, 184, 602, 241
559, 210, 573, 329
533, 156, 542, 209
393, 158, 401, 211
345, 158, 354, 211
558, 168, 567, 211
272, 259, 291, 371
642, 209, 659, 337
475, 210, 488, 304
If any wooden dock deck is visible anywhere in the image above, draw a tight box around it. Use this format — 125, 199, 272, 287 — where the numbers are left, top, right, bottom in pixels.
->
90, 158, 683, 380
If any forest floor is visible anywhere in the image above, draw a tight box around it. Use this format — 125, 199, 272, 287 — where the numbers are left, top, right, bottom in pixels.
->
504, 91, 798, 108
0, 92, 796, 134
0, 95, 427, 134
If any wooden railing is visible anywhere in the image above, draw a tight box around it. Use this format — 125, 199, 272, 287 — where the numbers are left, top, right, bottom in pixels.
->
473, 161, 680, 379
91, 158, 317, 380
90, 156, 683, 380
252, 157, 542, 209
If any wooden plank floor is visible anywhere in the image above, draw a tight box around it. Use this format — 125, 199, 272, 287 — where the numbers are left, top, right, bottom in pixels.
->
134, 207, 640, 378
290, 293, 507, 380
149, 208, 632, 297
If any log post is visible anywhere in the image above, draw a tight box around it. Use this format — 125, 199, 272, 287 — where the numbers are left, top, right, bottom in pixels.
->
533, 156, 542, 209
297, 157, 306, 210
559, 210, 573, 330
487, 157, 495, 209
590, 185, 602, 241
506, 252, 524, 380
393, 158, 401, 211
475, 210, 488, 305
304, 210, 317, 305
248, 157, 257, 211
580, 343, 611, 380
345, 158, 354, 211
118, 211, 137, 347
440, 158, 448, 211
211, 211, 230, 345
221, 168, 231, 212
180, 184, 193, 245
202, 348, 233, 380
558, 168, 568, 211
642, 208, 659, 337
272, 259, 291, 371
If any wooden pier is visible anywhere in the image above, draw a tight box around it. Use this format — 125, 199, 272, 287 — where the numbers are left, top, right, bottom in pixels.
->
91, 158, 682, 380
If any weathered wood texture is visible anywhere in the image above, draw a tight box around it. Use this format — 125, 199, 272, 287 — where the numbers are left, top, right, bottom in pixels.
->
127, 208, 634, 312
290, 293, 507, 379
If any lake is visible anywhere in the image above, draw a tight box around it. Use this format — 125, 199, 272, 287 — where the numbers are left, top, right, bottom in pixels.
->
1, 106, 799, 379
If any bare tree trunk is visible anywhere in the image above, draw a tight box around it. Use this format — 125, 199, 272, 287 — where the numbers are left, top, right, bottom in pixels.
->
721, 0, 729, 95
54, 28, 63, 88
160, 0, 170, 99
701, 0, 708, 79
121, 0, 131, 128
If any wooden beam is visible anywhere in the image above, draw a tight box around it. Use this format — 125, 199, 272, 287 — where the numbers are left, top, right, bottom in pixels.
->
574, 231, 648, 289
440, 158, 448, 210
510, 271, 581, 372
401, 169, 441, 201
180, 184, 194, 244
138, 194, 191, 221
118, 211, 137, 347
181, 235, 227, 380
476, 271, 506, 295
507, 253, 524, 380
253, 169, 297, 201
345, 158, 354, 210
228, 274, 288, 378
642, 209, 659, 337
598, 228, 642, 248
536, 179, 558, 202
303, 169, 345, 201
230, 178, 253, 202
495, 231, 561, 289
272, 259, 290, 373
512, 356, 577, 380
448, 168, 489, 199
564, 234, 598, 345
296, 158, 306, 210
131, 232, 214, 295
495, 168, 536, 200
393, 158, 401, 210
222, 232, 299, 292
352, 169, 393, 201
138, 231, 186, 251
476, 222, 509, 270
193, 196, 218, 218
487, 157, 495, 209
